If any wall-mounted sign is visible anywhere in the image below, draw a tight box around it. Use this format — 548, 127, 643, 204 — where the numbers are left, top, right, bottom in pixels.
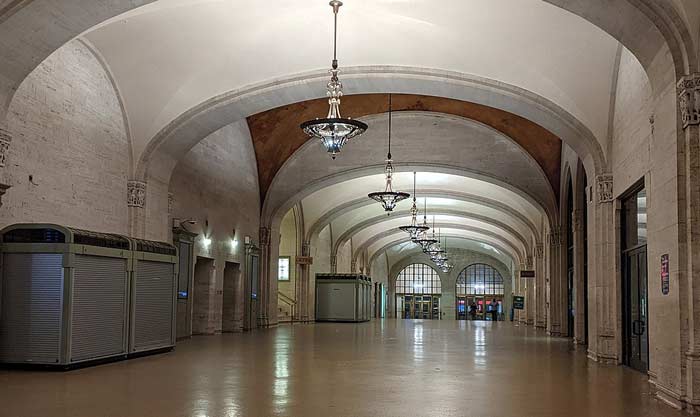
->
661, 254, 670, 295
296, 256, 314, 265
513, 295, 525, 310
520, 270, 535, 278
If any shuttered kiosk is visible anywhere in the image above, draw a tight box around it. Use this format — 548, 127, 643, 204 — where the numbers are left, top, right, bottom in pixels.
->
315, 273, 372, 322
128, 238, 177, 355
0, 224, 177, 368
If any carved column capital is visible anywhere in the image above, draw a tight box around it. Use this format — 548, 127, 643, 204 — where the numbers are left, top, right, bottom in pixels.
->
259, 227, 271, 247
127, 180, 146, 208
536, 244, 544, 259
0, 182, 10, 207
595, 174, 613, 204
350, 259, 357, 273
548, 227, 562, 246
0, 126, 11, 168
572, 209, 583, 231
525, 256, 533, 270
330, 255, 338, 273
167, 192, 174, 214
678, 73, 700, 129
302, 240, 311, 257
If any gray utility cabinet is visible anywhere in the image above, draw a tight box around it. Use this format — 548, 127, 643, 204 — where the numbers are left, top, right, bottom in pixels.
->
0, 224, 177, 367
315, 273, 371, 322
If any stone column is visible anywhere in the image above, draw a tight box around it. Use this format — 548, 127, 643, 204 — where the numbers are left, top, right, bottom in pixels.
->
295, 240, 313, 322
0, 125, 10, 169
535, 243, 546, 328
258, 226, 280, 327
587, 174, 618, 363
678, 73, 700, 411
572, 208, 587, 344
525, 256, 535, 325
548, 227, 564, 336
513, 264, 521, 322
127, 180, 147, 238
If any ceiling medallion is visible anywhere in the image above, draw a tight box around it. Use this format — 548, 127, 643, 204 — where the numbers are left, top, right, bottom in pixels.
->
398, 172, 430, 239
368, 94, 410, 213
300, 1, 367, 159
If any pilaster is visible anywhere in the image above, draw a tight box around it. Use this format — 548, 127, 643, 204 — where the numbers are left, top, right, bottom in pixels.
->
0, 125, 10, 168
547, 226, 563, 336
525, 256, 535, 325
258, 226, 272, 327
535, 243, 546, 328
572, 208, 587, 345
127, 180, 147, 238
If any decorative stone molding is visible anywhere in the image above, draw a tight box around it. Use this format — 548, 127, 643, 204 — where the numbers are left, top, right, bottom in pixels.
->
167, 192, 174, 214
350, 259, 357, 273
0, 183, 10, 207
0, 126, 11, 168
678, 73, 700, 128
549, 228, 562, 246
127, 180, 146, 208
330, 255, 337, 273
525, 256, 533, 270
536, 244, 544, 259
259, 227, 271, 247
595, 174, 613, 203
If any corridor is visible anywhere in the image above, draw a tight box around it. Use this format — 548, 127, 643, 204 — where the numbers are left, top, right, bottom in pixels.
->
1, 321, 680, 417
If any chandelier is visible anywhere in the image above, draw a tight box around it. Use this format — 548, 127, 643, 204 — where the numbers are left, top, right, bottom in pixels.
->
413, 199, 437, 249
398, 172, 430, 239
368, 94, 410, 213
300, 1, 368, 159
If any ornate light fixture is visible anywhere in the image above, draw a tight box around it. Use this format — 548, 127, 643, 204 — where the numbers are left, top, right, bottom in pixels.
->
300, 1, 368, 159
399, 172, 430, 239
368, 94, 410, 213
414, 199, 437, 250
424, 222, 444, 257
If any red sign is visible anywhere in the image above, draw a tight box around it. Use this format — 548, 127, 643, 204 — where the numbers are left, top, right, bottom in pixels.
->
661, 254, 670, 295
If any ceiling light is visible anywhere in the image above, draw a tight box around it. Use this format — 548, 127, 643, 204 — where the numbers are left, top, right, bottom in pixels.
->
368, 94, 410, 213
414, 198, 438, 249
300, 1, 367, 159
399, 172, 430, 239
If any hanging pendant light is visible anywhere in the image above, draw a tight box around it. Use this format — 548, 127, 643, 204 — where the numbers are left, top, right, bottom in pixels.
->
425, 223, 444, 258
439, 236, 453, 273
414, 198, 437, 250
398, 172, 430, 239
368, 94, 410, 213
300, 1, 368, 159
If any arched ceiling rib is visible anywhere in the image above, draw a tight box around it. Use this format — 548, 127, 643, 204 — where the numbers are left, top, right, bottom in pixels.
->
381, 238, 514, 269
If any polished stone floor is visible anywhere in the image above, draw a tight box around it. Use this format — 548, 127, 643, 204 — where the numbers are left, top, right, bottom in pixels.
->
0, 320, 684, 417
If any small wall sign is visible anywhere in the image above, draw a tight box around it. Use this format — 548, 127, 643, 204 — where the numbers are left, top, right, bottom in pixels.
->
513, 295, 525, 310
661, 254, 670, 295
520, 270, 535, 278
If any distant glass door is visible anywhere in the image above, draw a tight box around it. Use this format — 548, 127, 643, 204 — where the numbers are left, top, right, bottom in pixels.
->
396, 295, 441, 320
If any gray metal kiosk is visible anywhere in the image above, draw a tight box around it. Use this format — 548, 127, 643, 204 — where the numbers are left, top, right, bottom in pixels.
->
0, 224, 177, 367
128, 238, 177, 354
315, 273, 371, 322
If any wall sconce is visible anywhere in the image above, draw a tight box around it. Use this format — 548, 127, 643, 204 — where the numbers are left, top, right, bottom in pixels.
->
202, 237, 212, 247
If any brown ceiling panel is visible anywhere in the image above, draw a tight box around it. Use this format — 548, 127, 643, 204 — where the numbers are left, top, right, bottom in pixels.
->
247, 94, 561, 201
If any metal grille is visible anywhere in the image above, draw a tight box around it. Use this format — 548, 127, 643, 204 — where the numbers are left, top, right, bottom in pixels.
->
132, 261, 175, 351
456, 264, 504, 296
71, 255, 127, 362
0, 253, 63, 363
395, 263, 441, 295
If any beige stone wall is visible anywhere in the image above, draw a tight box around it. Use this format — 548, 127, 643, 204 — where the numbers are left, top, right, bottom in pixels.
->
169, 120, 260, 334
335, 239, 352, 273
308, 225, 332, 320
1, 40, 130, 233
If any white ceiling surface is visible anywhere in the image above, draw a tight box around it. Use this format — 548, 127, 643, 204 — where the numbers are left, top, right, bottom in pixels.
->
328, 197, 534, 246
302, 171, 542, 234
349, 214, 527, 256
384, 238, 513, 268
366, 228, 523, 264
84, 0, 619, 158
269, 112, 554, 224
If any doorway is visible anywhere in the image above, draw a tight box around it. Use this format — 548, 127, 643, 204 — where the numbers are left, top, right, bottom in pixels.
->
222, 262, 241, 332
192, 257, 215, 335
621, 184, 649, 372
394, 263, 442, 320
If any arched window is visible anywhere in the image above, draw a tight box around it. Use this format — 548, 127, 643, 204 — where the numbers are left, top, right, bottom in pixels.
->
395, 263, 441, 295
456, 264, 504, 295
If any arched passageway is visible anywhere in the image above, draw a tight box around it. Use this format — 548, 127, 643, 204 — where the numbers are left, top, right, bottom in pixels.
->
394, 263, 443, 320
